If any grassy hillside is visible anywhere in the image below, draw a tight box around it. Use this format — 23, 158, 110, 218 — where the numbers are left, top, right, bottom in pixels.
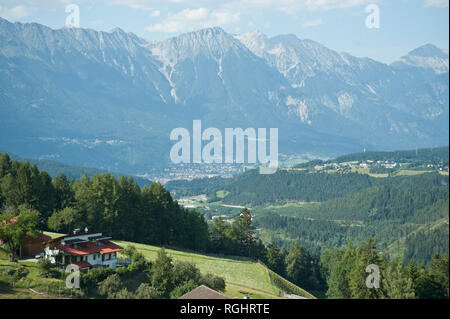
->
36, 232, 315, 299
1, 236, 314, 299
0, 246, 81, 299
112, 239, 314, 299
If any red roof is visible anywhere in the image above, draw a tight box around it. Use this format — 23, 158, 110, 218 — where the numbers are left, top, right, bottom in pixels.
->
56, 240, 122, 256
72, 261, 92, 269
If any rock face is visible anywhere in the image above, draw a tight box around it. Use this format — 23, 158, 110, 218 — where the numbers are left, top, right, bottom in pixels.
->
0, 17, 448, 173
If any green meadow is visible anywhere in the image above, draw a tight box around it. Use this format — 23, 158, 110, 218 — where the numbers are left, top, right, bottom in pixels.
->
113, 239, 314, 299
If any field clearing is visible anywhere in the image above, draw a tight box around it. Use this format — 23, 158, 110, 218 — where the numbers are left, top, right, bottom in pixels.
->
261, 202, 319, 209
368, 173, 389, 178
113, 240, 280, 297
347, 167, 444, 178
253, 201, 320, 218
216, 190, 230, 198
349, 167, 388, 177
394, 170, 430, 176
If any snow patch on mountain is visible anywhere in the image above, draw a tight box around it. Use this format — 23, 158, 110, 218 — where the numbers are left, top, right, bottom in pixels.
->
286, 96, 311, 124
392, 44, 449, 74
337, 92, 355, 116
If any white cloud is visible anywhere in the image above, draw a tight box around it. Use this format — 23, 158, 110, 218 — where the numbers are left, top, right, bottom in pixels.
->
423, 0, 449, 7
134, 0, 379, 34
303, 18, 323, 27
0, 5, 31, 19
146, 7, 240, 33
0, 0, 381, 34
106, 0, 378, 12
0, 0, 380, 11
150, 9, 160, 17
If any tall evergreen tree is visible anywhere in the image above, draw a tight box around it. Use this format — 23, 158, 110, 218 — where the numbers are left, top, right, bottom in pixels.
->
230, 208, 256, 256
384, 259, 415, 299
266, 242, 285, 276
151, 248, 174, 297
52, 173, 75, 210
348, 239, 385, 299
326, 244, 356, 299
285, 243, 312, 289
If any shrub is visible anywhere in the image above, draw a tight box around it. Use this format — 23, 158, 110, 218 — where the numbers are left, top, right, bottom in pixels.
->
37, 258, 53, 277
115, 265, 133, 277
200, 273, 226, 292
98, 273, 125, 298
151, 248, 174, 297
129, 251, 150, 273
173, 261, 201, 287
135, 283, 163, 299
14, 265, 29, 280
80, 267, 115, 294
122, 245, 137, 258
170, 280, 198, 299
114, 288, 134, 299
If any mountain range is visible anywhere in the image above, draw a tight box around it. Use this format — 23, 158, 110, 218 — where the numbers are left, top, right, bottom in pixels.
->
0, 17, 448, 174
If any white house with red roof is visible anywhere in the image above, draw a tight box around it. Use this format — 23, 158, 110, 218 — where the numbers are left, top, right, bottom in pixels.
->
44, 229, 122, 272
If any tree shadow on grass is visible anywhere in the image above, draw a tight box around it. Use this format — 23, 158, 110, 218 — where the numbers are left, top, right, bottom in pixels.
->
0, 279, 15, 294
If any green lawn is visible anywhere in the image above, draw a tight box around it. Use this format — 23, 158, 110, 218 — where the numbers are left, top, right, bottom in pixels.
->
44, 231, 65, 239
0, 258, 82, 299
1, 239, 82, 299
113, 240, 314, 299
394, 170, 430, 176
216, 190, 230, 199
0, 283, 52, 299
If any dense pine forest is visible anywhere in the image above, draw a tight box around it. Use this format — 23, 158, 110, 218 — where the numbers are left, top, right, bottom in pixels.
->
172, 168, 448, 207
253, 174, 449, 261
0, 152, 209, 251
0, 150, 153, 186
164, 147, 449, 282
165, 149, 449, 265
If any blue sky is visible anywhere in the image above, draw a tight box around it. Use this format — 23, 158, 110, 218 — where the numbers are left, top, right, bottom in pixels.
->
0, 0, 448, 63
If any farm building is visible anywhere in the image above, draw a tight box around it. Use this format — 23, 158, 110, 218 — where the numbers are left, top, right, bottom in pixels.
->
1, 215, 51, 258
19, 234, 52, 257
